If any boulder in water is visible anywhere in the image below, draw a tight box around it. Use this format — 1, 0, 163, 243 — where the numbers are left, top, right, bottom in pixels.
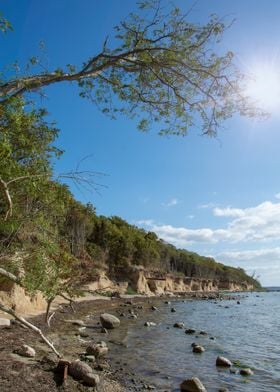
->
216, 356, 232, 367
180, 377, 207, 392
100, 313, 120, 329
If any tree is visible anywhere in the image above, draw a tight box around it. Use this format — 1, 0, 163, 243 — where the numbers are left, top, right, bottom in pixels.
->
0, 1, 260, 136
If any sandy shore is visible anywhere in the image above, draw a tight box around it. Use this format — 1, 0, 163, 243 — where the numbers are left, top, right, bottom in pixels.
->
0, 294, 177, 392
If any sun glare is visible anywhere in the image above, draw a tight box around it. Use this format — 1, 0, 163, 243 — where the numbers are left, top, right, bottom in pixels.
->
246, 62, 280, 112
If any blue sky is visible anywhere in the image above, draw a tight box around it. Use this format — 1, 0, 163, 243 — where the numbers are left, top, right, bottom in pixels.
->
2, 0, 280, 285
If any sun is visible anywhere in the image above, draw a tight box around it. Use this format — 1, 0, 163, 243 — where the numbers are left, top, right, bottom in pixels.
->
245, 62, 280, 112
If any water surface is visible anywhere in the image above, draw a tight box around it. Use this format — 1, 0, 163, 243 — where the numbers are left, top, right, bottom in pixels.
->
108, 292, 280, 391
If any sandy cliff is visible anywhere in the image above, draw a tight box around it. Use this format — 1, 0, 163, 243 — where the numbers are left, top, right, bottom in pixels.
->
0, 267, 254, 316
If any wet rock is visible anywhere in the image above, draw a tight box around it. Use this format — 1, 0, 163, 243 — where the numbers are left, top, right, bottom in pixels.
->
165, 301, 171, 304
237, 301, 241, 305
218, 388, 229, 392
15, 344, 36, 358
173, 322, 185, 329
69, 360, 100, 386
151, 306, 158, 311
144, 321, 156, 327
100, 313, 120, 329
180, 377, 207, 391
0, 318, 10, 327
192, 344, 205, 353
199, 331, 207, 335
185, 328, 196, 334
94, 361, 110, 371
216, 356, 232, 367
86, 341, 108, 358
100, 327, 108, 334
240, 368, 253, 376
171, 307, 176, 313
84, 355, 96, 363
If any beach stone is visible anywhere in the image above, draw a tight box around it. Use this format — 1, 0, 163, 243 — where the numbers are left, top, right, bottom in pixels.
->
199, 331, 207, 335
16, 344, 36, 358
151, 306, 158, 311
85, 355, 96, 363
171, 307, 176, 313
100, 313, 120, 329
173, 322, 185, 329
180, 377, 207, 392
69, 360, 100, 386
240, 368, 253, 376
86, 342, 108, 358
192, 345, 205, 353
185, 328, 196, 334
216, 356, 232, 367
165, 301, 171, 304
0, 318, 10, 327
144, 321, 156, 327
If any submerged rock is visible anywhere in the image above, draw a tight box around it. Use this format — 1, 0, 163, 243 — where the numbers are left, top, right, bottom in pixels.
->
100, 313, 120, 329
216, 356, 232, 367
185, 328, 196, 334
240, 368, 254, 376
180, 377, 207, 392
171, 307, 176, 313
173, 322, 185, 329
144, 321, 157, 327
192, 344, 205, 353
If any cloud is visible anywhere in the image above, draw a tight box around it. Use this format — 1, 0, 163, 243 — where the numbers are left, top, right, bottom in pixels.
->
275, 193, 280, 199
213, 207, 244, 218
139, 201, 280, 246
198, 202, 217, 209
214, 247, 280, 286
161, 198, 179, 207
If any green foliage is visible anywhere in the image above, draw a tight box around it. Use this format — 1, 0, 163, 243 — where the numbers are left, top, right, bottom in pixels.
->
0, 12, 12, 33
0, 1, 262, 136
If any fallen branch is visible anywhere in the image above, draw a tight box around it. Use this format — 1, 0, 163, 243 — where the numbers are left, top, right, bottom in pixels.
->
0, 301, 62, 358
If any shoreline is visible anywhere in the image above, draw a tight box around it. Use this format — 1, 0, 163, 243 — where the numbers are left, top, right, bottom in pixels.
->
0, 291, 249, 392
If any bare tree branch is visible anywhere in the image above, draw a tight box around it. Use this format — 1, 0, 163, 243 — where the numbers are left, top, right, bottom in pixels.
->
0, 301, 61, 357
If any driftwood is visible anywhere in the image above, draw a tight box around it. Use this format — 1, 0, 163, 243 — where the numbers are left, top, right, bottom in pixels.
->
0, 302, 61, 357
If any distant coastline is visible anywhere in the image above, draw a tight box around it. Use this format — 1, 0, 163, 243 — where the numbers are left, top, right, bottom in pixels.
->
265, 286, 280, 292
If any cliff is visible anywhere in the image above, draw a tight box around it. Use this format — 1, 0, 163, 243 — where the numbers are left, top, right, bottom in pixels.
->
0, 267, 254, 316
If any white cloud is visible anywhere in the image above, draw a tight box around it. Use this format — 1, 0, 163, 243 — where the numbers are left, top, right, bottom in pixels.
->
213, 207, 244, 218
198, 202, 217, 209
275, 193, 280, 199
161, 198, 179, 207
214, 247, 280, 286
139, 201, 280, 245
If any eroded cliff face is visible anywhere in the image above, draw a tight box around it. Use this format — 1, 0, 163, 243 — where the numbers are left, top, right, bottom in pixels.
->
130, 269, 218, 295
127, 267, 251, 295
0, 268, 254, 317
0, 283, 47, 316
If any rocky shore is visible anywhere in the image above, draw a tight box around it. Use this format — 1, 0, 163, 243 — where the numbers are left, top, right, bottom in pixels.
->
0, 290, 257, 392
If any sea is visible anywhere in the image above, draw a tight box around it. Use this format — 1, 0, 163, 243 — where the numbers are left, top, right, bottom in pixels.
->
108, 291, 280, 391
